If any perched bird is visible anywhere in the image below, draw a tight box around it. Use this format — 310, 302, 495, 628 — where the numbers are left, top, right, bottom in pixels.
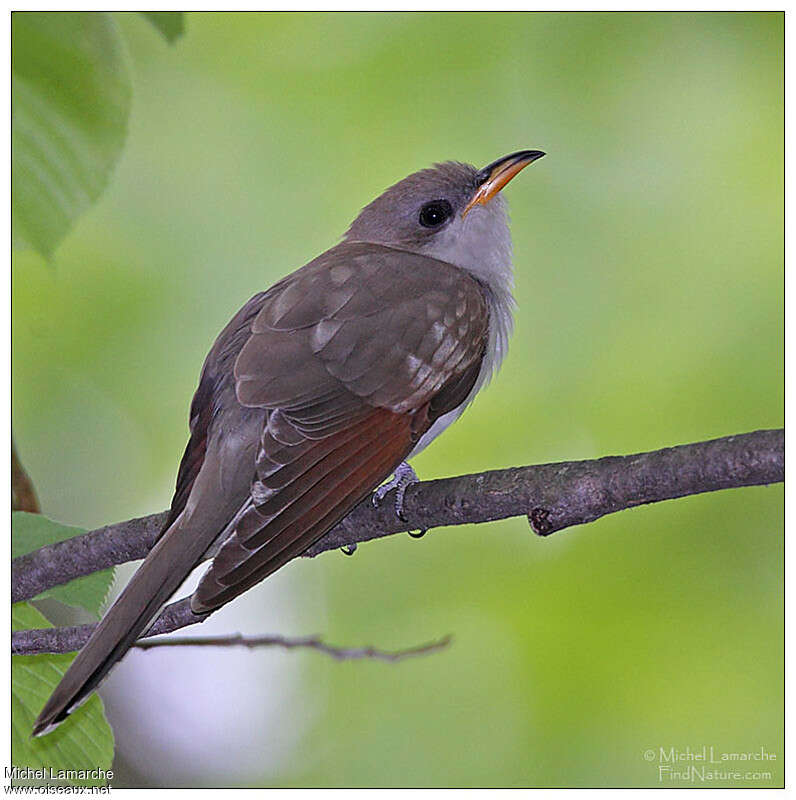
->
33, 149, 545, 736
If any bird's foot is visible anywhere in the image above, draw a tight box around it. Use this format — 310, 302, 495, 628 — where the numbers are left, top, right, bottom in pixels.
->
372, 461, 419, 522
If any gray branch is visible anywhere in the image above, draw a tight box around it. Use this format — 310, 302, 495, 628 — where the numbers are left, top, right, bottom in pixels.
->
13, 597, 205, 655
10, 595, 451, 660
134, 631, 452, 662
11, 429, 783, 656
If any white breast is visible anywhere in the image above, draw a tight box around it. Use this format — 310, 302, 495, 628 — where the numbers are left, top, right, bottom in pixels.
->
408, 193, 517, 459
409, 282, 515, 458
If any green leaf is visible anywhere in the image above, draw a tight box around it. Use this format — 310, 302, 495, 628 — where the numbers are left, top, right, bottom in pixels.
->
13, 512, 114, 619
12, 12, 132, 258
140, 11, 185, 43
12, 603, 114, 785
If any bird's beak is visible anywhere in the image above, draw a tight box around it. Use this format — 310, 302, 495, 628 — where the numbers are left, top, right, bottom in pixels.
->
462, 149, 546, 217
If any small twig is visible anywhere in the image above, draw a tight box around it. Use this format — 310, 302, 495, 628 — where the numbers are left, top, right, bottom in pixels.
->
133, 632, 453, 662
11, 595, 451, 661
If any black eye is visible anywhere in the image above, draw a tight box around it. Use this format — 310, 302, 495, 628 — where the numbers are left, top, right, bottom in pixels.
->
419, 199, 453, 228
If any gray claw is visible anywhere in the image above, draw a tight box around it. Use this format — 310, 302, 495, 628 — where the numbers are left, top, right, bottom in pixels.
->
373, 461, 419, 521
340, 544, 357, 556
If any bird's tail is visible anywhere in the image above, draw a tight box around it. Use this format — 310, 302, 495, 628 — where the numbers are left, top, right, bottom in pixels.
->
32, 514, 208, 737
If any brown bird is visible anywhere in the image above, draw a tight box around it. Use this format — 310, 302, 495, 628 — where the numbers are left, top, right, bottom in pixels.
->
33, 149, 545, 736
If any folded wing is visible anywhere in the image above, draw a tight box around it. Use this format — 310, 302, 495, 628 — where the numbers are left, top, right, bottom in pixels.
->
192, 242, 489, 612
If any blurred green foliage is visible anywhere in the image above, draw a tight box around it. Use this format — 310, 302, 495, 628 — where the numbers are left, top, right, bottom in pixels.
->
12, 604, 114, 783
11, 11, 188, 776
12, 12, 782, 787
139, 12, 184, 43
12, 12, 131, 257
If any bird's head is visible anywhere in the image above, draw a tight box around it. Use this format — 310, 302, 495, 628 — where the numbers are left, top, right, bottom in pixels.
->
345, 150, 545, 288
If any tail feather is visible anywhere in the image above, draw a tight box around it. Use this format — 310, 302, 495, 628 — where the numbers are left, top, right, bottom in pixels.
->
31, 514, 210, 737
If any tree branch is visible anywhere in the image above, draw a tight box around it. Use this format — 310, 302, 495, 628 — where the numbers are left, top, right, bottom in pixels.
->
10, 595, 451, 660
12, 511, 169, 606
11, 429, 783, 656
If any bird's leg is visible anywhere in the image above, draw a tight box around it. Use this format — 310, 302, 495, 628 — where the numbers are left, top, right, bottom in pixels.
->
372, 461, 419, 523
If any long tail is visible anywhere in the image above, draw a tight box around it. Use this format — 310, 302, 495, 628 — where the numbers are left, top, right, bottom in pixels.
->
32, 514, 210, 736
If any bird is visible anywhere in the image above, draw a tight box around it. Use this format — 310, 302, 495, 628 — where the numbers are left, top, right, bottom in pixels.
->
32, 149, 545, 736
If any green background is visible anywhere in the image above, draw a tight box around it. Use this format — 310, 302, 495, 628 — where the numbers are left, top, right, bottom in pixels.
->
12, 11, 783, 787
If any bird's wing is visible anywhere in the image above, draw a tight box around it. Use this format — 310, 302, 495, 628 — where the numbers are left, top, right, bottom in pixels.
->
159, 291, 269, 536
192, 241, 489, 612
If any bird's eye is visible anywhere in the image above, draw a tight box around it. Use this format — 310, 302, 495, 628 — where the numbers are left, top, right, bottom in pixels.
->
419, 199, 453, 228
